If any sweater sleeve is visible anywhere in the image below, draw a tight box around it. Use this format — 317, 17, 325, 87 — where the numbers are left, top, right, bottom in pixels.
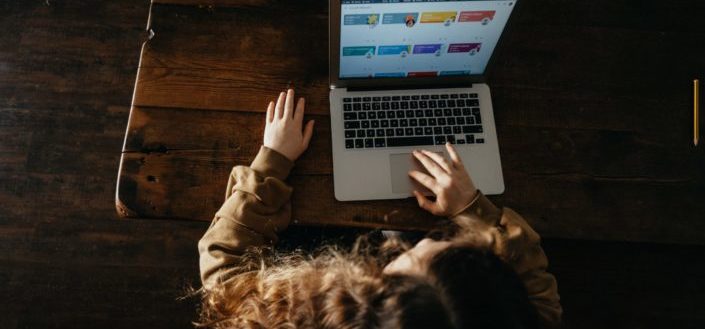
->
198, 146, 295, 288
450, 192, 563, 328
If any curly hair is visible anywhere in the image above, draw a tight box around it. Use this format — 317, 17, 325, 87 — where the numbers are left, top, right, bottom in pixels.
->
197, 230, 537, 329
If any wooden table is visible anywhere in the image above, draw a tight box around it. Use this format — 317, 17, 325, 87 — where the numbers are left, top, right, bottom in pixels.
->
117, 0, 705, 244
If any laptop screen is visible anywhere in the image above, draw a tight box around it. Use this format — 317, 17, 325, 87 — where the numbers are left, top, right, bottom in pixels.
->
339, 0, 516, 79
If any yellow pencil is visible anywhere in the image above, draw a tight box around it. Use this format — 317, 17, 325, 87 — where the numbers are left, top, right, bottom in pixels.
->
695, 79, 700, 146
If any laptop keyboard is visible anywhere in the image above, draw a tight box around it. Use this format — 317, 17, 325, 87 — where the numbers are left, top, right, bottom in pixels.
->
342, 93, 485, 149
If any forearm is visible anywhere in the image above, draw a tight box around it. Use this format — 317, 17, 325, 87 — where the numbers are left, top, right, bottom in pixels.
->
198, 146, 294, 287
450, 194, 562, 328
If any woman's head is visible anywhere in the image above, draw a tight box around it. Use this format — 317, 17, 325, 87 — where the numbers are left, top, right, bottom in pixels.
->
198, 234, 537, 329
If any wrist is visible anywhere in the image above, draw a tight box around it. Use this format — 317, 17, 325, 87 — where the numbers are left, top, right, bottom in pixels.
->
449, 189, 481, 218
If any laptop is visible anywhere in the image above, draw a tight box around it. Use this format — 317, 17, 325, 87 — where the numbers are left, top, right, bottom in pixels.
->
329, 0, 518, 201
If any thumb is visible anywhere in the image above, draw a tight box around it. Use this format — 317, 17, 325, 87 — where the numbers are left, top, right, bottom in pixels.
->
302, 120, 315, 149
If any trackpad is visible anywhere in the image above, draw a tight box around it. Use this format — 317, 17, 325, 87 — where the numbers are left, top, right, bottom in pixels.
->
389, 153, 435, 194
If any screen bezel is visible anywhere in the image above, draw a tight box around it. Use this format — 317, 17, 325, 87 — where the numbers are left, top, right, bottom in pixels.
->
329, 0, 519, 89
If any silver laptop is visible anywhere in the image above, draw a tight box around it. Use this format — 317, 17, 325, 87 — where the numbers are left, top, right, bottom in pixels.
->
329, 0, 517, 201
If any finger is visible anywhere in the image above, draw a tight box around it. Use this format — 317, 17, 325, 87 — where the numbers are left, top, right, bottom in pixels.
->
284, 88, 295, 119
302, 120, 315, 149
412, 150, 447, 179
420, 149, 451, 173
408, 170, 440, 193
275, 91, 286, 119
445, 142, 464, 169
266, 101, 274, 123
294, 97, 305, 124
413, 190, 442, 215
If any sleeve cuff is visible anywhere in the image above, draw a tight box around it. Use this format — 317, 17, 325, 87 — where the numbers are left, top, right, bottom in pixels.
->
450, 190, 502, 225
250, 146, 295, 181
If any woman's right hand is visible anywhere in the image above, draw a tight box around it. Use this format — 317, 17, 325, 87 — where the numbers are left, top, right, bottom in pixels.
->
408, 143, 478, 217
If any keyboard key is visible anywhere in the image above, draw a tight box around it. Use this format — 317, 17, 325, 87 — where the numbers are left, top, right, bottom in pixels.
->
358, 112, 367, 120
368, 112, 377, 119
440, 94, 449, 99
396, 110, 405, 118
345, 139, 354, 148
357, 130, 365, 138
386, 128, 395, 136
475, 113, 482, 124
447, 117, 456, 125
365, 139, 374, 148
438, 118, 446, 125
353, 103, 361, 111
371, 121, 379, 128
400, 119, 408, 127
390, 120, 399, 127
424, 127, 433, 135
344, 121, 360, 129
429, 100, 437, 108
409, 119, 418, 126
343, 98, 352, 103
378, 111, 386, 119
421, 95, 430, 99
453, 108, 462, 116
447, 135, 456, 144
372, 103, 381, 110
344, 113, 357, 120
363, 103, 371, 111
425, 109, 433, 117
438, 100, 447, 107
355, 139, 364, 148
401, 95, 410, 100
361, 121, 370, 128
453, 126, 462, 134
444, 108, 452, 116
459, 93, 469, 98
450, 94, 459, 99
434, 109, 443, 116
431, 94, 440, 99
411, 95, 420, 100
400, 102, 409, 109
447, 99, 456, 107
472, 108, 480, 115
405, 128, 414, 135
345, 130, 355, 138
372, 96, 381, 101
388, 111, 396, 119
469, 93, 478, 98
375, 138, 386, 147
392, 96, 401, 101
466, 135, 475, 143
434, 136, 446, 144
443, 127, 452, 134
457, 139, 466, 144
396, 128, 405, 136
419, 118, 427, 126
415, 110, 424, 117
382, 102, 391, 110
467, 99, 479, 106
381, 120, 389, 127
457, 99, 465, 107
410, 101, 419, 109
462, 107, 471, 115
406, 110, 414, 117
434, 127, 442, 134
429, 118, 437, 126
367, 129, 375, 137
457, 117, 465, 125
466, 116, 475, 124
415, 127, 424, 135
363, 97, 371, 102
376, 129, 385, 136
391, 102, 400, 109
476, 138, 484, 144
344, 104, 352, 111
353, 97, 362, 102
462, 125, 483, 133
419, 101, 428, 108
387, 136, 434, 147
382, 96, 391, 101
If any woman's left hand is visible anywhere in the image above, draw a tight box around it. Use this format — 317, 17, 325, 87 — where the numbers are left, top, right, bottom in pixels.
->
263, 89, 315, 162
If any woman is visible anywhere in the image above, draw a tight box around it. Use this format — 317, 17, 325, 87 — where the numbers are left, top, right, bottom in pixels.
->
198, 89, 562, 328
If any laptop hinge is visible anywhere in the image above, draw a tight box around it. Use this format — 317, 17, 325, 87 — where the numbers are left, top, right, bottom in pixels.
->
346, 83, 473, 92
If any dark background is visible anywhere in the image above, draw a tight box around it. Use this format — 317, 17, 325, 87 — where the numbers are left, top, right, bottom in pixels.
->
1, 0, 704, 328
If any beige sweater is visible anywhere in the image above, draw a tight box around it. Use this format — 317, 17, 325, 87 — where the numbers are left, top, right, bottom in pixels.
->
198, 146, 562, 328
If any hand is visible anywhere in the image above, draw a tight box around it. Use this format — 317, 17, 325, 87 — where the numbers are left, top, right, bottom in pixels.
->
408, 143, 478, 216
263, 89, 315, 161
